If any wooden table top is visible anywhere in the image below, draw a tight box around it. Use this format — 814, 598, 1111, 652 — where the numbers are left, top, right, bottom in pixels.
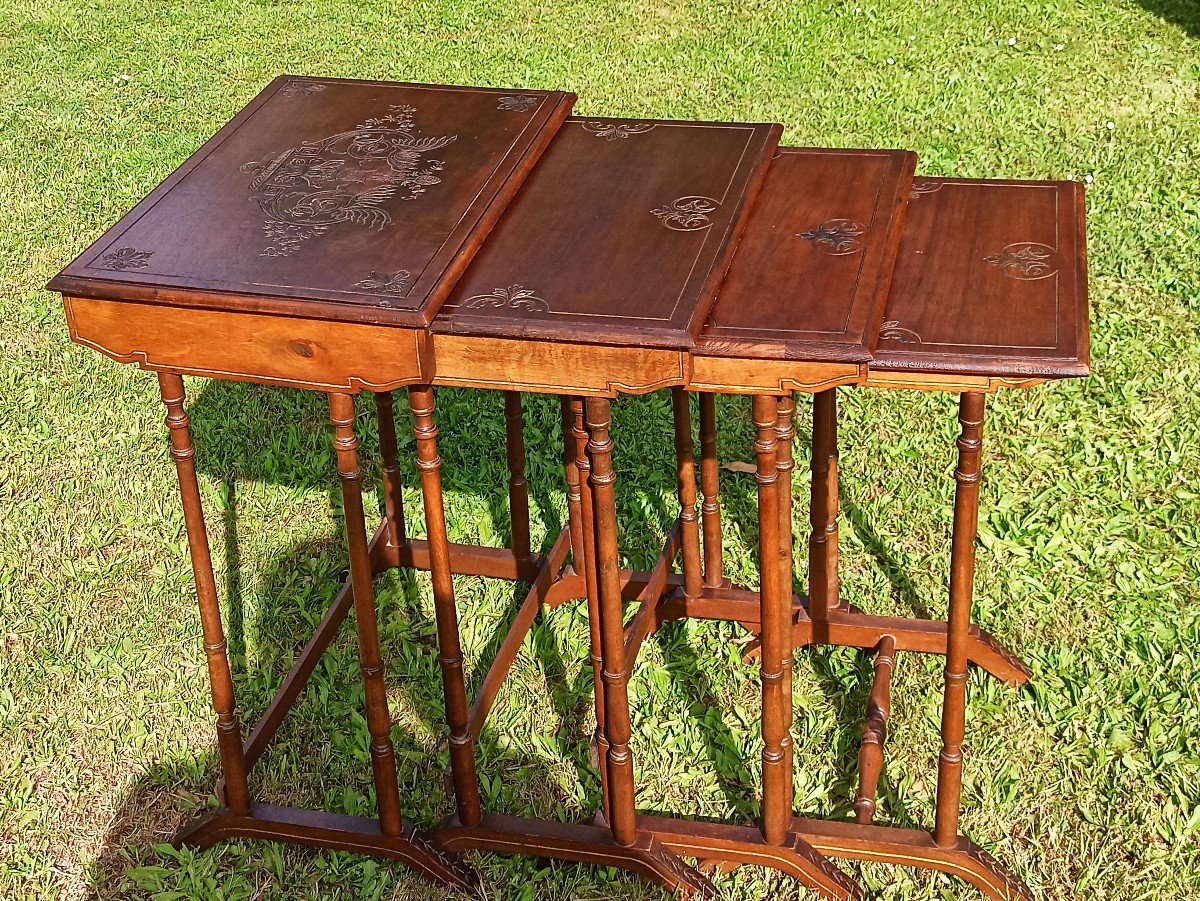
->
435, 116, 781, 348
695, 147, 916, 363
48, 76, 575, 327
871, 178, 1089, 379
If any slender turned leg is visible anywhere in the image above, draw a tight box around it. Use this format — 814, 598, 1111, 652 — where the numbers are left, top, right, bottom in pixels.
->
754, 396, 792, 845
505, 391, 533, 562
672, 390, 704, 600
855, 636, 896, 825
408, 386, 482, 828
935, 392, 986, 847
698, 393, 724, 588
157, 373, 251, 816
809, 389, 840, 621
328, 393, 404, 836
773, 394, 796, 829
570, 398, 610, 815
375, 392, 407, 548
584, 397, 639, 848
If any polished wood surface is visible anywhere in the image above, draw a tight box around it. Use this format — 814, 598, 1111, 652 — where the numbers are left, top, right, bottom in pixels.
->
49, 76, 574, 327
437, 117, 782, 347
871, 178, 1089, 379
698, 148, 915, 362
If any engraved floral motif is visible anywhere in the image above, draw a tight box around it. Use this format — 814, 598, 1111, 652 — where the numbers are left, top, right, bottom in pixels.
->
910, 179, 944, 198
355, 269, 412, 294
651, 196, 720, 231
879, 320, 922, 344
280, 81, 327, 97
984, 242, 1058, 279
580, 121, 656, 141
497, 94, 539, 111
240, 103, 457, 257
798, 219, 866, 255
461, 285, 549, 313
97, 247, 154, 271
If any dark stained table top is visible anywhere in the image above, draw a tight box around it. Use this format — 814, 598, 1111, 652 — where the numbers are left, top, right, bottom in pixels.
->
48, 76, 576, 327
435, 116, 781, 348
871, 178, 1089, 378
696, 147, 916, 362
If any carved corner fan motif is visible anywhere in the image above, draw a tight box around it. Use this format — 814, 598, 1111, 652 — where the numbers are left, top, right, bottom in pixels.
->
97, 247, 154, 271
984, 242, 1058, 280
652, 196, 720, 231
240, 104, 457, 257
355, 269, 412, 295
280, 81, 327, 97
799, 219, 866, 255
581, 121, 656, 141
497, 94, 539, 111
879, 320, 922, 344
461, 285, 549, 313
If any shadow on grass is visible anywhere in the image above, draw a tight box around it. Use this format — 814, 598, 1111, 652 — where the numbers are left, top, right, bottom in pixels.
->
1135, 0, 1200, 38
86, 383, 940, 895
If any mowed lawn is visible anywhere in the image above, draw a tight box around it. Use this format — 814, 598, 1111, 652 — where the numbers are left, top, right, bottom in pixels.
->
2, 1, 1199, 898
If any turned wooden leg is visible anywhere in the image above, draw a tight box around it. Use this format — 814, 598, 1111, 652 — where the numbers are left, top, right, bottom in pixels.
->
570, 398, 611, 814
774, 394, 796, 823
157, 373, 251, 817
809, 389, 840, 621
698, 393, 724, 588
374, 392, 408, 549
672, 389, 704, 600
585, 396, 638, 847
754, 395, 793, 845
408, 386, 483, 828
505, 391, 533, 562
328, 393, 404, 836
935, 392, 986, 847
855, 636, 896, 825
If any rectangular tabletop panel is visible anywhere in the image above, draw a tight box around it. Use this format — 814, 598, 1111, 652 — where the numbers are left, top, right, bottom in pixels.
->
872, 178, 1089, 378
697, 148, 916, 362
49, 76, 575, 326
436, 116, 782, 348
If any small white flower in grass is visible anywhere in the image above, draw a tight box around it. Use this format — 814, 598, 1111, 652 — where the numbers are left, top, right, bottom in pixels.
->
1055, 44, 1064, 50
1085, 174, 1093, 184
1106, 121, 1115, 130
1007, 38, 1016, 46
886, 57, 895, 65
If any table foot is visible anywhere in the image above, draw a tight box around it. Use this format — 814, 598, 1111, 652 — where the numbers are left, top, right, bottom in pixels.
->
438, 813, 719, 898
175, 803, 476, 893
788, 817, 1033, 901
641, 814, 863, 900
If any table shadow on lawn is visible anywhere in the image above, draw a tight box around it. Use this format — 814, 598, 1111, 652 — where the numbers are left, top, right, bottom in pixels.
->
1135, 0, 1200, 38
85, 383, 935, 896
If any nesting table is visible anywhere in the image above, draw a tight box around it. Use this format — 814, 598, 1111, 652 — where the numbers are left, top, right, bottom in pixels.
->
49, 75, 1089, 900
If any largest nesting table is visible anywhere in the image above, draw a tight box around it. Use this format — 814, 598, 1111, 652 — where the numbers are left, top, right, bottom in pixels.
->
48, 74, 1089, 900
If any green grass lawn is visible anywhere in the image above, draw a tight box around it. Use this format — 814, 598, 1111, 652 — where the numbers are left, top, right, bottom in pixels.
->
2, 0, 1199, 898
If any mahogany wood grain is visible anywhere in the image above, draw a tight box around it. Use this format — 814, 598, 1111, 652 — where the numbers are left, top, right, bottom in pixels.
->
698, 148, 916, 362
698, 393, 724, 588
438, 117, 782, 348
409, 386, 482, 827
503, 391, 533, 561
872, 179, 1089, 380
585, 396, 639, 847
936, 392, 986, 847
753, 395, 793, 845
375, 393, 407, 547
328, 393, 404, 836
672, 390, 703, 600
65, 296, 432, 393
157, 373, 251, 817
855, 636, 896, 825
809, 389, 841, 620
49, 77, 575, 328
